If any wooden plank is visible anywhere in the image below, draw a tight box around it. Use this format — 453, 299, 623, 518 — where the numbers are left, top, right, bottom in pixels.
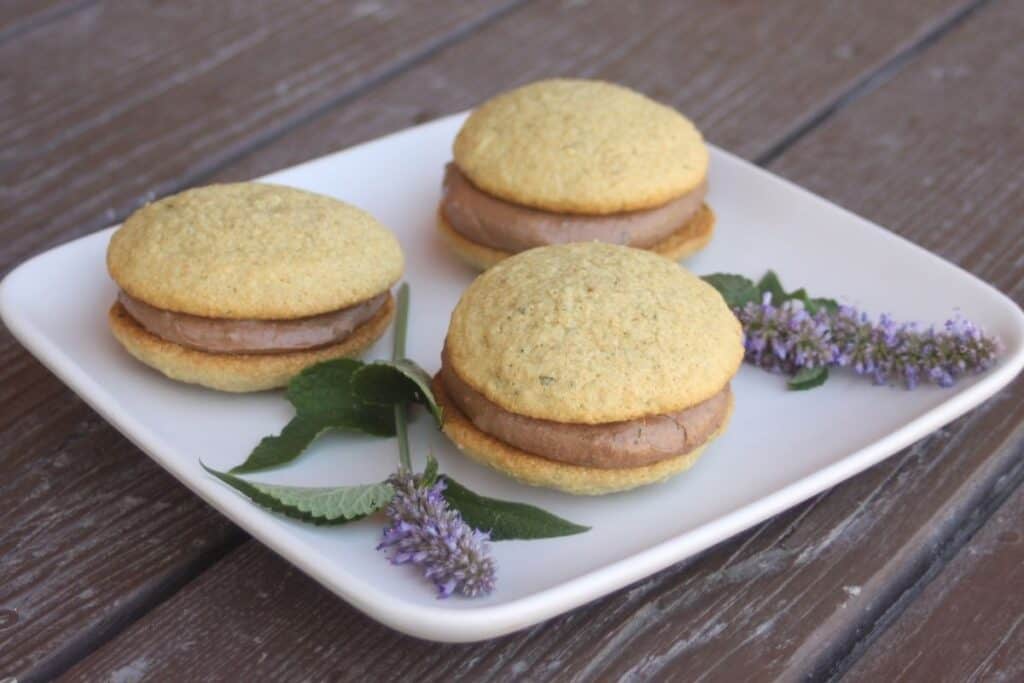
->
61, 0, 1024, 680
0, 0, 519, 271
0, 387, 244, 680
0, 3, 525, 680
215, 0, 979, 182
845, 479, 1024, 683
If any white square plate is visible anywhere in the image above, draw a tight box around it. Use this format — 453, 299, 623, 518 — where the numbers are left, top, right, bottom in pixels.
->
3, 113, 1023, 642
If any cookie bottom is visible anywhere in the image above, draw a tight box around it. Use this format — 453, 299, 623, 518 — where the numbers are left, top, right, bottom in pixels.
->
109, 294, 395, 392
432, 374, 732, 495
437, 203, 716, 271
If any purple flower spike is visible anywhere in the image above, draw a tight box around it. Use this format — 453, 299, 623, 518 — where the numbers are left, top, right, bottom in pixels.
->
378, 472, 496, 598
737, 296, 836, 375
834, 309, 1000, 388
734, 297, 1000, 390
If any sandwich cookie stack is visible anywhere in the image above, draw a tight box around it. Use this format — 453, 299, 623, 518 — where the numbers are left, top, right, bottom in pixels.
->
434, 242, 743, 494
107, 183, 403, 392
439, 79, 714, 269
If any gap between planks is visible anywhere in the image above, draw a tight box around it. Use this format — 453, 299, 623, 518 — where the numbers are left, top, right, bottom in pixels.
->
755, 0, 992, 166
825, 434, 1024, 681
21, 531, 248, 683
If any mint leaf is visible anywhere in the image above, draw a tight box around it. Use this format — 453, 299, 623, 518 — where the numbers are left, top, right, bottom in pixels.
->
757, 271, 787, 304
287, 359, 396, 436
441, 476, 589, 541
702, 273, 760, 309
785, 286, 839, 316
203, 464, 393, 525
352, 359, 443, 426
231, 358, 395, 474
232, 416, 327, 475
788, 366, 829, 391
704, 270, 839, 316
808, 296, 840, 316
755, 271, 839, 315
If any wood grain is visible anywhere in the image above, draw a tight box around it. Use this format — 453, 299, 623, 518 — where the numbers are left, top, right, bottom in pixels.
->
0, 388, 243, 680
845, 480, 1024, 683
215, 0, 977, 182
0, 2, 524, 680
0, 12, 977, 678
61, 0, 1024, 681
0, 0, 93, 43
0, 0, 520, 273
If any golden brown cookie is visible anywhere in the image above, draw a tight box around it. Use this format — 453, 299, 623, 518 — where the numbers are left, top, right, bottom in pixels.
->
453, 79, 708, 214
106, 182, 403, 392
445, 242, 743, 424
108, 183, 404, 319
108, 296, 395, 392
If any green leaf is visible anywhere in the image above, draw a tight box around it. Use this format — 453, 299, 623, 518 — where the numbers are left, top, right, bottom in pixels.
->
287, 359, 396, 436
231, 358, 395, 474
757, 271, 787, 304
702, 273, 761, 309
788, 287, 809, 302
788, 366, 829, 391
808, 296, 840, 316
704, 270, 840, 317
784, 287, 839, 316
441, 476, 590, 541
755, 271, 839, 315
202, 464, 393, 525
352, 359, 443, 426
421, 454, 439, 487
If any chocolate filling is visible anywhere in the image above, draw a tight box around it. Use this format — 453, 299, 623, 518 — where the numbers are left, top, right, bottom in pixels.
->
441, 347, 730, 469
118, 290, 387, 355
440, 163, 707, 252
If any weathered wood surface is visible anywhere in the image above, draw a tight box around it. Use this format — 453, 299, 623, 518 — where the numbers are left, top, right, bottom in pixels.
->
0, 2, 528, 679
0, 0, 520, 271
0, 0, 92, 43
57, 1, 1024, 681
1, 4, 981, 680
216, 0, 982, 181
844, 479, 1024, 683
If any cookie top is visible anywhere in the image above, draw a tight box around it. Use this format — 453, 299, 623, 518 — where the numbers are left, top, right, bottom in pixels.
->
445, 243, 743, 424
453, 79, 708, 215
107, 183, 404, 319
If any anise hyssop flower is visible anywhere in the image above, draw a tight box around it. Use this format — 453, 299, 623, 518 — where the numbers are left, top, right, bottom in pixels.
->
379, 472, 496, 598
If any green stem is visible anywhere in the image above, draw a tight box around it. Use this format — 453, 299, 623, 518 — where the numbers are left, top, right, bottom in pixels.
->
395, 403, 410, 474
392, 283, 411, 473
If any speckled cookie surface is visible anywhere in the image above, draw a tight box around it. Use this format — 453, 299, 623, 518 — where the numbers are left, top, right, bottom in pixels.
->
436, 204, 716, 270
434, 375, 732, 495
445, 243, 743, 424
453, 79, 708, 214
108, 296, 394, 392
107, 183, 404, 319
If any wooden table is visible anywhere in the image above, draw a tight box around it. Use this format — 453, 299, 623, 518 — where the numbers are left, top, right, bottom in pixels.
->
2, 2, 1022, 680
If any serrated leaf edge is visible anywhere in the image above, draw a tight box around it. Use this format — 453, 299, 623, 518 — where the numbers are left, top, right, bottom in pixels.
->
250, 481, 395, 519
202, 463, 393, 525
230, 418, 331, 474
